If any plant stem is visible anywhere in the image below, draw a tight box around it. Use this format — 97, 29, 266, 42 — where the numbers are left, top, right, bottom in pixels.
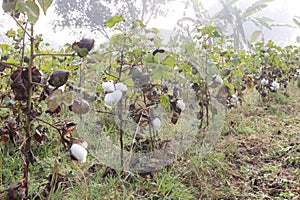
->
33, 53, 76, 58
23, 24, 35, 199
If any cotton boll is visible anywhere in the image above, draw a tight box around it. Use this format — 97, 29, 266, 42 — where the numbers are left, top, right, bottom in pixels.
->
102, 80, 115, 92
152, 117, 162, 132
70, 143, 87, 163
271, 81, 280, 90
176, 99, 185, 111
81, 141, 88, 149
261, 78, 269, 86
230, 94, 239, 103
213, 74, 223, 84
115, 82, 127, 92
104, 90, 123, 106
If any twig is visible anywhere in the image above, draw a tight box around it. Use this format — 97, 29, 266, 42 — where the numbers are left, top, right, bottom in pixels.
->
33, 53, 76, 58
12, 16, 31, 39
35, 117, 62, 136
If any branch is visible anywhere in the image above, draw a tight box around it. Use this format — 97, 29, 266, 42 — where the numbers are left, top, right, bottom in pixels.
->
35, 117, 62, 136
12, 16, 32, 39
34, 53, 76, 58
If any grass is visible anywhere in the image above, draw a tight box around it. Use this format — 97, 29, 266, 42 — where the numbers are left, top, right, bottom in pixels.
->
1, 84, 300, 199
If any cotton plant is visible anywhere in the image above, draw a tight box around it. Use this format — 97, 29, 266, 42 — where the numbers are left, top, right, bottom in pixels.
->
102, 81, 127, 106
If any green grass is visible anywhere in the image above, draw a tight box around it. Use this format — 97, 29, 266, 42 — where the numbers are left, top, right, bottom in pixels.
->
1, 84, 300, 199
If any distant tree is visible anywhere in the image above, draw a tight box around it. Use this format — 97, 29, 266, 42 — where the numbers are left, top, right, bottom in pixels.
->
53, 0, 176, 38
177, 0, 286, 49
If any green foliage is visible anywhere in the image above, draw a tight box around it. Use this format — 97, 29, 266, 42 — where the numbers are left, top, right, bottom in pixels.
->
105, 16, 125, 28
1, 2, 300, 199
37, 0, 53, 15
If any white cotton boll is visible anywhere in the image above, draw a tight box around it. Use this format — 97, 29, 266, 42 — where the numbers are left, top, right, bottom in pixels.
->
176, 99, 185, 111
70, 143, 87, 163
261, 78, 269, 86
152, 117, 162, 132
104, 90, 123, 106
213, 74, 223, 84
102, 80, 115, 92
271, 81, 280, 90
81, 141, 88, 149
115, 82, 127, 92
230, 94, 239, 103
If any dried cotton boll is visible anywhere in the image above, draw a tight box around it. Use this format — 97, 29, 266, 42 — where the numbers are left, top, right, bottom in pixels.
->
115, 82, 127, 92
176, 99, 185, 111
104, 90, 123, 106
70, 143, 87, 163
152, 117, 162, 132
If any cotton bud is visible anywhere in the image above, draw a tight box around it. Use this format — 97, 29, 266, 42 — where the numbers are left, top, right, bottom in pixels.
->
104, 90, 122, 106
70, 143, 87, 163
152, 117, 162, 132
71, 98, 90, 114
48, 70, 69, 88
102, 80, 115, 92
213, 74, 223, 84
261, 78, 269, 86
176, 99, 185, 111
115, 82, 127, 92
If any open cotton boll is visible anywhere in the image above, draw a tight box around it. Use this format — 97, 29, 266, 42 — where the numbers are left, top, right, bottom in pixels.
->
115, 82, 127, 92
152, 117, 162, 132
271, 81, 280, 90
81, 141, 88, 149
230, 94, 239, 103
213, 74, 223, 84
70, 143, 87, 163
176, 99, 185, 111
102, 80, 115, 92
261, 78, 269, 86
104, 90, 123, 106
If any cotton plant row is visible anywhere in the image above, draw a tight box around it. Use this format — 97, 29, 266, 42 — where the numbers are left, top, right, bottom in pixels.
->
211, 65, 300, 109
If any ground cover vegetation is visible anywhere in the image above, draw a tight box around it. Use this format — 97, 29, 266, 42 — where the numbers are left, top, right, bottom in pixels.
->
1, 0, 300, 199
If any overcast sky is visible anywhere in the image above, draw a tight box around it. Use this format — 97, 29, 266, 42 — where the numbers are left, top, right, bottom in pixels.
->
1, 0, 300, 47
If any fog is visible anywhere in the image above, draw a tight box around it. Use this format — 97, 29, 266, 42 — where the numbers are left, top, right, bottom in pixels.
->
1, 0, 300, 47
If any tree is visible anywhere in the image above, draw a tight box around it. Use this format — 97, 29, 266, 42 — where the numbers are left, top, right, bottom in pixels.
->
177, 0, 285, 49
53, 0, 176, 38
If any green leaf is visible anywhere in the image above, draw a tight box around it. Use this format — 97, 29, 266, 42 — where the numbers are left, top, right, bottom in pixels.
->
250, 30, 261, 43
37, 0, 53, 15
61, 91, 75, 106
105, 16, 125, 28
24, 1, 40, 25
2, 0, 17, 13
161, 55, 176, 66
293, 18, 300, 28
223, 80, 235, 95
159, 94, 170, 109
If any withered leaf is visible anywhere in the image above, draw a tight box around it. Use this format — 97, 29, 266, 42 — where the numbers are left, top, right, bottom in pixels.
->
102, 167, 117, 179
0, 60, 11, 72
10, 67, 42, 101
0, 135, 9, 142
